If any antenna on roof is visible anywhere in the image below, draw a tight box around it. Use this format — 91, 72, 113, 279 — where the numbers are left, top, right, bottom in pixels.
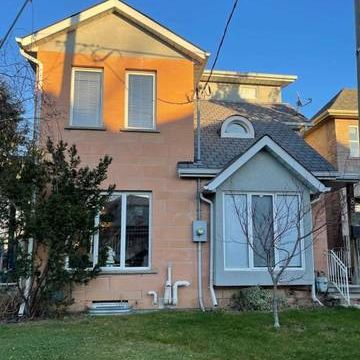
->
296, 92, 312, 112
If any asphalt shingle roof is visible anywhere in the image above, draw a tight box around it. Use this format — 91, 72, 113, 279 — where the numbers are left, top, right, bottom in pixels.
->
184, 100, 335, 173
312, 88, 357, 120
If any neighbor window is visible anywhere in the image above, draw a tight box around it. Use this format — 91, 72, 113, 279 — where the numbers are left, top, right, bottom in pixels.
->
70, 68, 103, 127
94, 192, 151, 269
126, 72, 156, 129
349, 126, 360, 158
223, 193, 302, 270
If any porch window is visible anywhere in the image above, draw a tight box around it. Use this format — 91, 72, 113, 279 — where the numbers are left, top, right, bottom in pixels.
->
349, 126, 360, 158
70, 68, 103, 128
126, 72, 156, 130
95, 192, 151, 270
223, 193, 303, 270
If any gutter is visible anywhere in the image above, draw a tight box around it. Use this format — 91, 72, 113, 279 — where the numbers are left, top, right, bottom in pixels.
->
200, 192, 218, 308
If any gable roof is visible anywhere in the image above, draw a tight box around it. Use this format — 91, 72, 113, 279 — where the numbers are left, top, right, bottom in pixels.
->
16, 0, 209, 64
204, 135, 329, 193
312, 88, 358, 123
188, 100, 333, 173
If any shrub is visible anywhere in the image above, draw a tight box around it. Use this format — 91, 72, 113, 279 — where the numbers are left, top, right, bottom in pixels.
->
0, 285, 21, 321
231, 286, 287, 312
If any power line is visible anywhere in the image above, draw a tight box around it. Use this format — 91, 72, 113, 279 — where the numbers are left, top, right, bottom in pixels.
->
201, 0, 239, 95
0, 0, 32, 50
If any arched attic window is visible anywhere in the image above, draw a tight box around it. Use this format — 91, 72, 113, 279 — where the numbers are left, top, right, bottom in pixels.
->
221, 115, 255, 139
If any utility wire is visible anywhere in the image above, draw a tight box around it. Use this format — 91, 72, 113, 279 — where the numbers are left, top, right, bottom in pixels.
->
201, 0, 239, 95
0, 0, 32, 50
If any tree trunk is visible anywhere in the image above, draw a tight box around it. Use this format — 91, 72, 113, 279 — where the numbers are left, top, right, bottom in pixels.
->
272, 283, 280, 329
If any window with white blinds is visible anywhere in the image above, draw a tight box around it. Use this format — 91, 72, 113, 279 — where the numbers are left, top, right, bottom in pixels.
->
71, 69, 103, 127
126, 72, 155, 129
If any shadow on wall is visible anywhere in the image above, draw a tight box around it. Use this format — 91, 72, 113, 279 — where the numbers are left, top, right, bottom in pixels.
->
203, 82, 281, 104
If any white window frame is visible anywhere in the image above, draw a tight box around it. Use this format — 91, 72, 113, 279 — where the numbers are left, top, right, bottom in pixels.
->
349, 125, 360, 158
125, 71, 156, 130
222, 192, 305, 272
69, 67, 104, 128
93, 191, 152, 272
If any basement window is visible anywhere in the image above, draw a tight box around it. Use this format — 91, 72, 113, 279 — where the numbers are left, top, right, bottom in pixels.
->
221, 115, 255, 139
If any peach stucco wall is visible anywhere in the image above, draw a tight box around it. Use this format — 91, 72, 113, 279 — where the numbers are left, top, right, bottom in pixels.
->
36, 40, 211, 310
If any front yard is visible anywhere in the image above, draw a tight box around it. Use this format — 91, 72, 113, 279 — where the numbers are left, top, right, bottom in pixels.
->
0, 309, 359, 360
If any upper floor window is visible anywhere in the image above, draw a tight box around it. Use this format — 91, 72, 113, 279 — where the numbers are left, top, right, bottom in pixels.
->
221, 115, 255, 139
126, 71, 156, 130
349, 125, 360, 158
70, 68, 103, 128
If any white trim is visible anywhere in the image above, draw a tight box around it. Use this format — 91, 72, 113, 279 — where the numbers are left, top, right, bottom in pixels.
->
348, 125, 360, 158
204, 136, 329, 193
222, 192, 305, 272
220, 115, 255, 139
16, 0, 208, 63
69, 67, 104, 128
125, 71, 156, 130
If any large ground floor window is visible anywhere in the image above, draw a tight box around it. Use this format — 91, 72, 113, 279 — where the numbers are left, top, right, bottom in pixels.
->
224, 192, 303, 270
94, 192, 151, 270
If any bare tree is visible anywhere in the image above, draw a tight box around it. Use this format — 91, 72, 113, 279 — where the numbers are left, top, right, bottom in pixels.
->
228, 187, 327, 328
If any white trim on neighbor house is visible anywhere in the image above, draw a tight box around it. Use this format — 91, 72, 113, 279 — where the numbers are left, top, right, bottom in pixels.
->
124, 71, 156, 130
200, 70, 297, 88
220, 115, 255, 139
222, 191, 305, 272
16, 0, 209, 63
204, 136, 329, 193
69, 67, 104, 128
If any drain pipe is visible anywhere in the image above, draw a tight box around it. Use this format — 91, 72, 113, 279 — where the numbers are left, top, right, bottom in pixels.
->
18, 47, 43, 142
197, 179, 205, 311
200, 192, 218, 308
17, 47, 43, 317
172, 281, 190, 306
310, 194, 324, 306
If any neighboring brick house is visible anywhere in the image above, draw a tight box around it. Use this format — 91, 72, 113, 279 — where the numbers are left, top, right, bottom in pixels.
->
15, 0, 339, 310
304, 89, 360, 285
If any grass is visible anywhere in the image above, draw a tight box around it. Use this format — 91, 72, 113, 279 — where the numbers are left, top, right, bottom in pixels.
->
0, 308, 360, 360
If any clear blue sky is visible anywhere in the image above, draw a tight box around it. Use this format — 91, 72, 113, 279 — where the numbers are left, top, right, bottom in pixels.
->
0, 0, 356, 117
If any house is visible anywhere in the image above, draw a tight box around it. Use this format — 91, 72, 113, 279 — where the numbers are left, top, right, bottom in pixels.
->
304, 89, 360, 293
15, 0, 338, 310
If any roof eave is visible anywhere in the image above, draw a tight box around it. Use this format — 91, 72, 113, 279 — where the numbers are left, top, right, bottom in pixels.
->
16, 0, 208, 64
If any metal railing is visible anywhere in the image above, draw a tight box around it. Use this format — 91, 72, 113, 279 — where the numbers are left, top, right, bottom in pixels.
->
327, 250, 350, 305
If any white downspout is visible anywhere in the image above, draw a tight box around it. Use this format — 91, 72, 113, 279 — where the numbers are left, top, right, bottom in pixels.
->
172, 281, 190, 306
17, 47, 43, 316
200, 193, 218, 308
18, 46, 43, 142
310, 195, 324, 306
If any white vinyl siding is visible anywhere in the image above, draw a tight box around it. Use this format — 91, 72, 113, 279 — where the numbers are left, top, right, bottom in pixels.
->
70, 68, 103, 127
349, 125, 360, 158
126, 72, 155, 129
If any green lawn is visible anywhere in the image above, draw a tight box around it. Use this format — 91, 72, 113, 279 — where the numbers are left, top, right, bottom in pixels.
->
0, 309, 360, 360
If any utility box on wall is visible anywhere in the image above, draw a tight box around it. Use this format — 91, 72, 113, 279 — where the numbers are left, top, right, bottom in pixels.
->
192, 220, 207, 242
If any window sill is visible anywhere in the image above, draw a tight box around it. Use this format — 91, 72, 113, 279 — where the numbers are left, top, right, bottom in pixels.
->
120, 128, 160, 134
99, 268, 157, 275
65, 126, 106, 131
